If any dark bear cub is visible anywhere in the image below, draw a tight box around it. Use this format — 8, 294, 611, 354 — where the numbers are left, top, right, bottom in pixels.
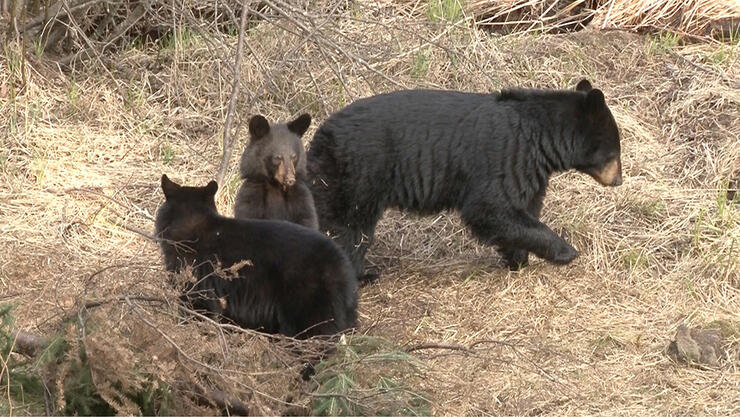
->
308, 79, 623, 280
234, 113, 319, 230
155, 175, 357, 338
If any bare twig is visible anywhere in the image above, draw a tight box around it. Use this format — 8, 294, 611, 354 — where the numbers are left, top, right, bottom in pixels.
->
215, 0, 250, 186
405, 342, 472, 354
120, 223, 160, 241
53, 295, 170, 325
126, 297, 231, 374
57, 1, 150, 65
48, 187, 159, 240
21, 0, 99, 35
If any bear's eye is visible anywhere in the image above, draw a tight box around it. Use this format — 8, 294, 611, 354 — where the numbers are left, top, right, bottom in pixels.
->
272, 155, 283, 164
291, 154, 297, 162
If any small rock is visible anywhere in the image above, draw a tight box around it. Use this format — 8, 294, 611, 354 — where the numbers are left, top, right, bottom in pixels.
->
666, 324, 724, 367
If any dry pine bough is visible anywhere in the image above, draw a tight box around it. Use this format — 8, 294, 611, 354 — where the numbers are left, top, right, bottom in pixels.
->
4, 299, 254, 416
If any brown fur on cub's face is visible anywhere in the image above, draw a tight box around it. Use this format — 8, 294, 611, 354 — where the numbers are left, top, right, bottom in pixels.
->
239, 114, 311, 191
235, 113, 319, 229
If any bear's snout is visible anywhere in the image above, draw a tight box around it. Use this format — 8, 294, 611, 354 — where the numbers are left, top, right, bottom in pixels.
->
610, 171, 623, 186
283, 161, 296, 187
275, 159, 296, 189
592, 158, 622, 187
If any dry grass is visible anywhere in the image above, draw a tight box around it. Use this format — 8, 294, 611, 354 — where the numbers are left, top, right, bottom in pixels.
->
386, 0, 739, 38
595, 0, 740, 39
1, 0, 739, 415
469, 0, 601, 34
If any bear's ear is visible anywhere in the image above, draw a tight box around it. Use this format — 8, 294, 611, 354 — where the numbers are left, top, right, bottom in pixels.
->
576, 79, 593, 92
585, 88, 606, 115
249, 115, 271, 140
161, 174, 180, 199
204, 180, 218, 197
287, 113, 311, 137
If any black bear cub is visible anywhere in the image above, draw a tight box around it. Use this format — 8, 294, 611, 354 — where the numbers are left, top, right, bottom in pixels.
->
308, 79, 623, 280
234, 113, 319, 230
155, 175, 357, 338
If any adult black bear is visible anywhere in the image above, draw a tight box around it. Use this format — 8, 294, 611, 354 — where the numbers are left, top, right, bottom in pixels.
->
234, 114, 319, 230
307, 79, 622, 280
155, 175, 357, 338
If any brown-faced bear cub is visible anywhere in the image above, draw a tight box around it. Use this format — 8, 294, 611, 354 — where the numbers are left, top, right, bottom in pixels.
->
308, 79, 623, 280
155, 175, 357, 338
234, 114, 319, 230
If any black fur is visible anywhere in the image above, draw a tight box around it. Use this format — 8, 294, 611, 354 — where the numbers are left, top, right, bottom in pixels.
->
307, 79, 622, 279
234, 114, 319, 230
155, 175, 358, 338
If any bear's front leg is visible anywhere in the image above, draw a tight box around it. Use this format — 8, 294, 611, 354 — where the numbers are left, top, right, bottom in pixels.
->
234, 182, 265, 219
504, 209, 578, 264
497, 187, 547, 270
291, 183, 320, 230
463, 203, 578, 266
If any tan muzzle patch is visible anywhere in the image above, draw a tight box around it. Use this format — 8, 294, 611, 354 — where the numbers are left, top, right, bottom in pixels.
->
275, 160, 296, 190
593, 158, 623, 186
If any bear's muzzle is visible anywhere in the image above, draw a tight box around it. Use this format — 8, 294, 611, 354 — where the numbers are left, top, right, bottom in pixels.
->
592, 157, 622, 186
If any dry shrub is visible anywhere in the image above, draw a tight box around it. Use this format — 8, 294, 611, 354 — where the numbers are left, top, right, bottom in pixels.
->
470, 0, 602, 34
596, 0, 740, 39
381, 0, 739, 39
469, 0, 739, 39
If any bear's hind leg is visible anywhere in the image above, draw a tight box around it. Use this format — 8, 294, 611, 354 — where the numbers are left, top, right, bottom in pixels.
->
498, 247, 529, 271
346, 221, 383, 285
319, 196, 384, 284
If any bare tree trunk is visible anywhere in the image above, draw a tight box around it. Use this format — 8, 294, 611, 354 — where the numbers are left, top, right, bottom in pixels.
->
215, 0, 250, 187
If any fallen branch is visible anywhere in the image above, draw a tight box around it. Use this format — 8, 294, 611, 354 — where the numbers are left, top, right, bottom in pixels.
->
190, 382, 251, 416
404, 342, 472, 354
57, 295, 169, 325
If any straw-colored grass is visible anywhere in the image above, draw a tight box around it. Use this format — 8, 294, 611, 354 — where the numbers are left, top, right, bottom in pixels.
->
1, 0, 738, 414
411, 0, 740, 38
469, 0, 600, 34
596, 0, 740, 39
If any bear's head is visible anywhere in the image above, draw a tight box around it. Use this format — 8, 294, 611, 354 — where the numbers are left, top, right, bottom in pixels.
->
155, 174, 218, 242
239, 113, 312, 191
572, 79, 623, 187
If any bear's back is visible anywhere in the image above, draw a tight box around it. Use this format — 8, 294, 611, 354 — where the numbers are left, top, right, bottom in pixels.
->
169, 214, 356, 336
310, 90, 507, 211
322, 89, 492, 135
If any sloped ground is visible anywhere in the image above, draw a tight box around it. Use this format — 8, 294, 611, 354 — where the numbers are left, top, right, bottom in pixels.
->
1, 3, 738, 415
